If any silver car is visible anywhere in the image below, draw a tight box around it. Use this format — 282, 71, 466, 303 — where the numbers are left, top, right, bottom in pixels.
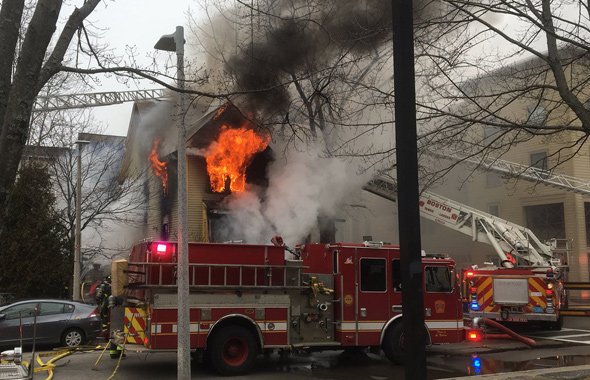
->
0, 299, 102, 348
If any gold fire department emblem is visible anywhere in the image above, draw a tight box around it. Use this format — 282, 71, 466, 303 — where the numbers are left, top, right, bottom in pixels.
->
344, 295, 353, 305
434, 300, 446, 313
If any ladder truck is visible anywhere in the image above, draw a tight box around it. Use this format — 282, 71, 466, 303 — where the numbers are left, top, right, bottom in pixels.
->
364, 176, 568, 329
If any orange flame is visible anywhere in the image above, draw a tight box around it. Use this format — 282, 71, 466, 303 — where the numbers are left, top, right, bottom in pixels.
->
205, 125, 270, 192
149, 138, 168, 194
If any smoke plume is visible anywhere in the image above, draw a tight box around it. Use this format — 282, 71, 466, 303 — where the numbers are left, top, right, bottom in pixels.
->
223, 0, 440, 116
218, 143, 370, 246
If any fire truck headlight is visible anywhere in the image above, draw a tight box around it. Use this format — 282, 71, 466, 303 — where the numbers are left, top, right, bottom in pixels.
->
547, 282, 554, 290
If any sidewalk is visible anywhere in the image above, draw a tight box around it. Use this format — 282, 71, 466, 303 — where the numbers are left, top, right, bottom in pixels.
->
444, 364, 590, 379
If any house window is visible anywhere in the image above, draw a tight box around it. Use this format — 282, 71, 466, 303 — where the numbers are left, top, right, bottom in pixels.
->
360, 258, 386, 292
524, 203, 565, 241
527, 104, 547, 125
486, 172, 502, 188
488, 204, 500, 217
530, 151, 548, 171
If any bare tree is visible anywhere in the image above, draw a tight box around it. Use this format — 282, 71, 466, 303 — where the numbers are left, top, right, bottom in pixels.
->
415, 0, 590, 183
0, 0, 226, 220
48, 135, 145, 263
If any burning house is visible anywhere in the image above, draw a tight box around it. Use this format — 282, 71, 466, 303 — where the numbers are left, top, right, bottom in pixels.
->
121, 98, 273, 243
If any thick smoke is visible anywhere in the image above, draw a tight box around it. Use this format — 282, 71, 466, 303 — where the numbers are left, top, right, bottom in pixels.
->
219, 144, 371, 246
224, 0, 439, 116
225, 0, 393, 115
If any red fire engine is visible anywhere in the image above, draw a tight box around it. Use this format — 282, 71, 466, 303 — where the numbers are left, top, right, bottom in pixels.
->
365, 177, 569, 329
112, 240, 467, 375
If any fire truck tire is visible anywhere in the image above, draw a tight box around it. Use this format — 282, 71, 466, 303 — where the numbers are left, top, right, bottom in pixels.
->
382, 323, 404, 365
209, 325, 258, 375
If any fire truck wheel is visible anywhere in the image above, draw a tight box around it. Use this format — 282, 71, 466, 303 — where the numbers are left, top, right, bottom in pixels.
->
382, 323, 404, 365
61, 327, 85, 348
209, 325, 258, 375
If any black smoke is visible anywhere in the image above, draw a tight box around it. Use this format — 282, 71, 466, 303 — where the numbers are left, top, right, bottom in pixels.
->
225, 0, 397, 116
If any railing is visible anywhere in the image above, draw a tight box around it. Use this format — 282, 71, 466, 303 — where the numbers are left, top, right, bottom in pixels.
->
126, 261, 305, 290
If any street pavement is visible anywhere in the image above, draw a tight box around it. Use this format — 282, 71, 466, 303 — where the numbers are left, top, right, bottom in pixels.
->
14, 317, 590, 379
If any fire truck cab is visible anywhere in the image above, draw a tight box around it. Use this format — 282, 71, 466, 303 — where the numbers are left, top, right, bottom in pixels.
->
114, 241, 466, 375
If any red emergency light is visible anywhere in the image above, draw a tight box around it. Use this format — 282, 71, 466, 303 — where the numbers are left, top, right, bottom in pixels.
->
546, 289, 554, 297
156, 243, 168, 253
467, 330, 482, 342
466, 271, 474, 278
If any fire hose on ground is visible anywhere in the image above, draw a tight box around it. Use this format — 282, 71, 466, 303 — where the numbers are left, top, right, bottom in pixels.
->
474, 317, 536, 347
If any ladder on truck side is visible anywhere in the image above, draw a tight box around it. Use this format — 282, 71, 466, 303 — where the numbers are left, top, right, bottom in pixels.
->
364, 176, 557, 268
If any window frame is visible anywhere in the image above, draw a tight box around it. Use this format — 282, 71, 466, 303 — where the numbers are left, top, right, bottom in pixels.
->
359, 257, 387, 293
424, 265, 453, 293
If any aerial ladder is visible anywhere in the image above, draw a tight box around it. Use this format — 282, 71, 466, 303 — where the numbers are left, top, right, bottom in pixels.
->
32, 88, 167, 112
428, 150, 590, 196
364, 176, 559, 269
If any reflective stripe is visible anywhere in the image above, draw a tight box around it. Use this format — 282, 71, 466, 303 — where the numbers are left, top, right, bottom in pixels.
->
425, 321, 461, 329
338, 320, 463, 331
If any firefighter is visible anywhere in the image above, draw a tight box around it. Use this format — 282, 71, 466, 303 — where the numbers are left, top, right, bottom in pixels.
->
109, 330, 126, 359
95, 275, 112, 330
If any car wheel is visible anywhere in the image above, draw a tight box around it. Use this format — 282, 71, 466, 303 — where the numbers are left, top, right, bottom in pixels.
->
61, 328, 85, 348
209, 325, 258, 375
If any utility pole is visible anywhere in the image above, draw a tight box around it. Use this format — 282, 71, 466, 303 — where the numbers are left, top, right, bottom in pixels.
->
73, 139, 89, 301
155, 26, 190, 379
392, 1, 427, 379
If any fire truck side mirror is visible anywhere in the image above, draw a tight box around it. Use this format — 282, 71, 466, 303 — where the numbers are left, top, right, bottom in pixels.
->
451, 269, 458, 291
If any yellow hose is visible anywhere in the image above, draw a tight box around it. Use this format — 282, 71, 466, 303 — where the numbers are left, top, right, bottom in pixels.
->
35, 351, 72, 380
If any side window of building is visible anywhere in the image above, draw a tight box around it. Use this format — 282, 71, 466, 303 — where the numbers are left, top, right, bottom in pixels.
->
527, 104, 547, 125
530, 151, 548, 171
488, 204, 500, 217
424, 266, 452, 293
486, 172, 502, 188
585, 203, 590, 246
360, 258, 386, 292
391, 259, 401, 292
524, 203, 565, 241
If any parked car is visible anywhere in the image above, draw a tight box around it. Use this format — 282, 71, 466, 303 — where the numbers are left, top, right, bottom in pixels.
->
0, 299, 101, 348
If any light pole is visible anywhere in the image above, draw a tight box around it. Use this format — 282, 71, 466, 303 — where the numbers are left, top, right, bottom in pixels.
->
73, 139, 90, 301
155, 26, 190, 379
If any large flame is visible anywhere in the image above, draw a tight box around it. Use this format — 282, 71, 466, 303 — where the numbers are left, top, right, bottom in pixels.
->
149, 138, 168, 194
205, 125, 270, 192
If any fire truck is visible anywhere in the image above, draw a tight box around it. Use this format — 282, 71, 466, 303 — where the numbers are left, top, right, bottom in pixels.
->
365, 177, 568, 329
111, 240, 467, 375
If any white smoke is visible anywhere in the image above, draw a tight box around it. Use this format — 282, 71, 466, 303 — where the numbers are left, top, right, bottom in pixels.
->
221, 144, 371, 246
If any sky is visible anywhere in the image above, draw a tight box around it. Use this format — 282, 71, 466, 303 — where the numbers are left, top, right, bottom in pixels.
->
80, 1, 199, 137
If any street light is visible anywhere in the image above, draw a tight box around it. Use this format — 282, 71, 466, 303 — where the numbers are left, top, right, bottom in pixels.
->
73, 139, 90, 301
155, 26, 190, 380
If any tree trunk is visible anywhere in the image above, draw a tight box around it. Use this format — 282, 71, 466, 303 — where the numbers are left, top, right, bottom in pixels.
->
0, 0, 62, 206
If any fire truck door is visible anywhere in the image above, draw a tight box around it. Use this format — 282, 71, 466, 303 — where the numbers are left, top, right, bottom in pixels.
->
423, 265, 463, 343
355, 249, 390, 346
